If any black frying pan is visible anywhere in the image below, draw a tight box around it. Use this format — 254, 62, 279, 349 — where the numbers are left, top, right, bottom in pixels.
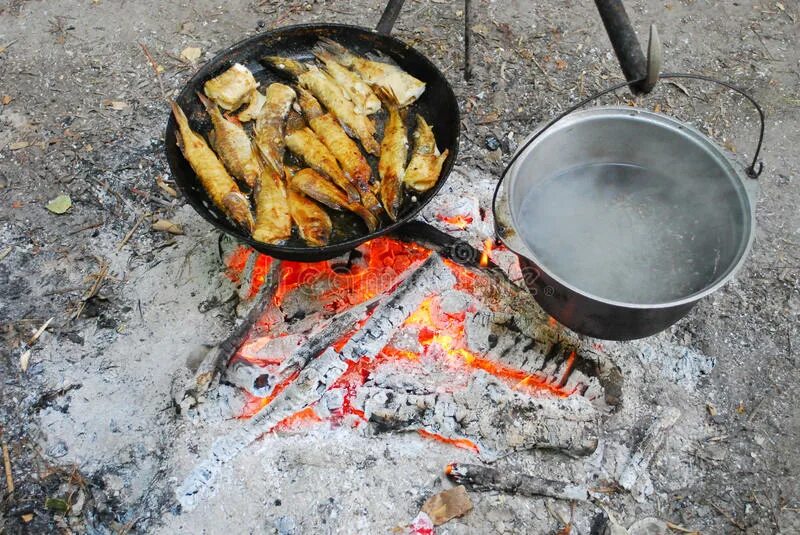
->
164, 0, 460, 261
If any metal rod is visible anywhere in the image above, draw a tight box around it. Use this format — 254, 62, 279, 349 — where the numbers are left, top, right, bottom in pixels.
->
593, 0, 650, 93
376, 0, 406, 36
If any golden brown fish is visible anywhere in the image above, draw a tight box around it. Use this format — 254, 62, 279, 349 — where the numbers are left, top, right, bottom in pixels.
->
312, 47, 381, 115
253, 164, 292, 244
203, 63, 258, 111
253, 83, 296, 176
296, 88, 371, 194
285, 126, 361, 203
403, 115, 449, 192
170, 101, 254, 231
263, 56, 380, 156
197, 92, 261, 188
291, 168, 378, 232
285, 168, 332, 247
236, 88, 266, 122
375, 87, 408, 221
318, 38, 425, 107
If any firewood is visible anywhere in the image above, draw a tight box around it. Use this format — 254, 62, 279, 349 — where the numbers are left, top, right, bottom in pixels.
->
445, 463, 589, 502
177, 254, 457, 510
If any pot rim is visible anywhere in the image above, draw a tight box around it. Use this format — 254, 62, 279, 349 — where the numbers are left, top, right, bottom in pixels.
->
497, 106, 757, 310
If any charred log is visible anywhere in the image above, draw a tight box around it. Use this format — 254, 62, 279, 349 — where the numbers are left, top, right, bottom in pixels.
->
445, 463, 589, 502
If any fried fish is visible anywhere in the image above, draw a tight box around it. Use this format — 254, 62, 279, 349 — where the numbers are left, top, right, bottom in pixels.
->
375, 87, 408, 221
252, 164, 292, 244
313, 47, 381, 115
291, 168, 378, 232
170, 101, 253, 231
203, 63, 258, 111
197, 92, 261, 188
296, 88, 371, 194
318, 38, 425, 107
285, 125, 361, 203
262, 56, 380, 156
253, 83, 296, 176
403, 115, 449, 192
285, 168, 332, 247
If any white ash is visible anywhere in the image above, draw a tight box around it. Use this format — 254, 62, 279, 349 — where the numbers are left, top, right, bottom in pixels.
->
357, 371, 600, 460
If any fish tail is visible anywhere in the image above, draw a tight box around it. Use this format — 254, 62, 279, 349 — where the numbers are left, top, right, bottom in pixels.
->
317, 37, 353, 65
223, 191, 254, 232
262, 56, 307, 77
170, 100, 191, 135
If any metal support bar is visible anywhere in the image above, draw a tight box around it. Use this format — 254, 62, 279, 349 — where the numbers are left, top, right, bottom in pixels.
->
594, 0, 654, 93
376, 0, 405, 35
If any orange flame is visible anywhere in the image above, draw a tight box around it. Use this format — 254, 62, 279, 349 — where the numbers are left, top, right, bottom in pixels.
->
479, 238, 493, 267
272, 406, 323, 433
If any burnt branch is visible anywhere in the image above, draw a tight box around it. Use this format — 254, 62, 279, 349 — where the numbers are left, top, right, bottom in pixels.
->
174, 259, 282, 413
446, 463, 589, 502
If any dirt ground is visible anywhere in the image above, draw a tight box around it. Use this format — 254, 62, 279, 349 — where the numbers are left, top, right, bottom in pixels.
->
0, 0, 798, 533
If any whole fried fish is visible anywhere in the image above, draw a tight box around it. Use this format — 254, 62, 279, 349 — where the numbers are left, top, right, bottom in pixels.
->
253, 164, 292, 244
203, 63, 258, 111
285, 168, 332, 247
291, 168, 378, 232
375, 87, 408, 221
262, 56, 380, 156
170, 101, 254, 231
403, 115, 449, 192
297, 88, 371, 194
285, 126, 361, 203
253, 83, 296, 176
197, 92, 261, 188
313, 47, 381, 115
318, 38, 425, 107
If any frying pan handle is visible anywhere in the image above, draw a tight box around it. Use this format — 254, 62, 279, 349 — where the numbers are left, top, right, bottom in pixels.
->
376, 0, 406, 35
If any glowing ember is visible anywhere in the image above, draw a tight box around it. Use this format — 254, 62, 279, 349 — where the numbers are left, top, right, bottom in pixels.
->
225, 237, 580, 451
417, 429, 480, 453
436, 213, 473, 229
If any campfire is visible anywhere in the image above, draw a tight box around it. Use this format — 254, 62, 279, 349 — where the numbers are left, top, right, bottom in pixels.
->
174, 204, 621, 511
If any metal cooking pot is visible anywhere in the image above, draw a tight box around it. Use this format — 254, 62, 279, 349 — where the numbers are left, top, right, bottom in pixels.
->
493, 74, 764, 340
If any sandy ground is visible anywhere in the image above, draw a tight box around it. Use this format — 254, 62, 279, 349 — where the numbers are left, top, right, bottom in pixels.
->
0, 0, 798, 533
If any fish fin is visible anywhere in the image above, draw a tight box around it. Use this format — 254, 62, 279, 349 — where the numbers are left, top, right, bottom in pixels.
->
196, 91, 216, 114
317, 37, 353, 64
174, 130, 185, 153
170, 100, 190, 132
372, 85, 399, 109
223, 191, 254, 232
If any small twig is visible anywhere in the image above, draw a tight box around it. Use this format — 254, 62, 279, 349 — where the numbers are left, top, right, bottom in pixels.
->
68, 220, 104, 235
2, 438, 13, 495
139, 42, 167, 100
27, 317, 54, 346
746, 396, 768, 423
0, 39, 18, 54
0, 246, 12, 262
117, 213, 146, 252
709, 501, 746, 532
666, 521, 700, 534
72, 259, 110, 321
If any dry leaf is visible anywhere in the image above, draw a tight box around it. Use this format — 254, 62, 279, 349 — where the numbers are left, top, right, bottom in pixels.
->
102, 99, 128, 110
181, 46, 202, 63
20, 349, 31, 372
421, 486, 473, 526
1, 95, 12, 105
156, 176, 178, 197
46, 194, 72, 214
152, 219, 184, 235
21, 513, 34, 523
706, 402, 718, 417
9, 141, 30, 150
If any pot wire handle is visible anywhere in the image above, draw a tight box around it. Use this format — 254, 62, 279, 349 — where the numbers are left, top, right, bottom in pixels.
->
376, 0, 406, 35
491, 72, 765, 255
495, 73, 764, 188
